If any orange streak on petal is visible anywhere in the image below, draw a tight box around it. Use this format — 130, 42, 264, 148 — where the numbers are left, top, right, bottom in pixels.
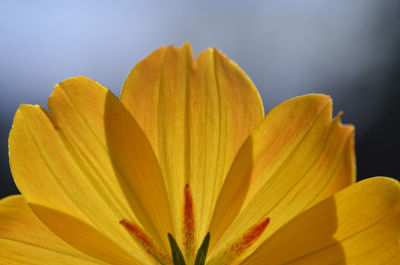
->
224, 217, 271, 264
232, 217, 270, 254
183, 184, 196, 258
120, 219, 154, 249
120, 219, 171, 265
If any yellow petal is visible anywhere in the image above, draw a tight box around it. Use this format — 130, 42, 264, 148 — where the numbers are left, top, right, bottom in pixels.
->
29, 203, 143, 265
49, 77, 139, 224
209, 94, 354, 259
121, 44, 264, 248
49, 76, 174, 252
102, 79, 174, 251
9, 81, 161, 263
240, 177, 400, 265
310, 118, 356, 205
0, 195, 106, 265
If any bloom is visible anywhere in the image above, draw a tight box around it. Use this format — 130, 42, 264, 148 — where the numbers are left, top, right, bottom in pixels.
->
1, 43, 400, 265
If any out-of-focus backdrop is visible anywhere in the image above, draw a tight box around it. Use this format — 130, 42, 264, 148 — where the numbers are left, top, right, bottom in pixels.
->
1, 0, 399, 197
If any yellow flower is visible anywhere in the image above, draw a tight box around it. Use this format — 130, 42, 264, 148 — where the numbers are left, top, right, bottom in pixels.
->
1, 43, 400, 265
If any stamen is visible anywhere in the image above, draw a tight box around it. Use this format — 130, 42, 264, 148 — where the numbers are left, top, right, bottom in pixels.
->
120, 219, 171, 265
183, 184, 196, 260
220, 217, 270, 264
231, 217, 270, 254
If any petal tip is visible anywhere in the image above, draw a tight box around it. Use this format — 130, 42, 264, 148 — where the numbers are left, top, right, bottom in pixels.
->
57, 76, 93, 89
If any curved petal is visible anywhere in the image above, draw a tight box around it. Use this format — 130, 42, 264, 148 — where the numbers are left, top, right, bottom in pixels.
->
49, 76, 173, 252
102, 79, 174, 251
0, 195, 107, 265
121, 44, 264, 248
9, 81, 161, 263
240, 177, 400, 265
28, 203, 143, 265
309, 116, 356, 205
209, 94, 355, 259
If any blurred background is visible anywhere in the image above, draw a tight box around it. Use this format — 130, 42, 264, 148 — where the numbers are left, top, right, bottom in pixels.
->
1, 0, 399, 197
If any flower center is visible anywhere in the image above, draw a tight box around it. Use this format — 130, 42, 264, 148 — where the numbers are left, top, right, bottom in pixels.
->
120, 184, 270, 265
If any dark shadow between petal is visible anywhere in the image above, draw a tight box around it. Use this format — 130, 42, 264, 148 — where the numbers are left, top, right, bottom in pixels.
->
242, 197, 345, 264
29, 203, 139, 265
104, 91, 174, 251
208, 136, 255, 251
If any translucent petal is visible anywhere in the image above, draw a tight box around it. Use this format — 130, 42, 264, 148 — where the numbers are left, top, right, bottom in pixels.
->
0, 195, 110, 265
121, 44, 264, 248
241, 177, 400, 265
209, 95, 355, 260
9, 78, 169, 263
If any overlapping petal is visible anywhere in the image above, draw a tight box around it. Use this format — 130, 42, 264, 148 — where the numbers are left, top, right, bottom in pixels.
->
8, 77, 174, 264
209, 94, 355, 261
0, 195, 107, 265
2, 43, 397, 265
121, 43, 264, 248
240, 177, 400, 265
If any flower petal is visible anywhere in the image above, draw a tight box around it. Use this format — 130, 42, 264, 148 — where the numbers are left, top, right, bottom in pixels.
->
309, 117, 356, 205
28, 203, 143, 265
9, 83, 161, 263
241, 177, 400, 265
102, 81, 174, 251
121, 44, 264, 247
0, 195, 107, 265
49, 76, 174, 252
48, 77, 139, 224
209, 94, 355, 258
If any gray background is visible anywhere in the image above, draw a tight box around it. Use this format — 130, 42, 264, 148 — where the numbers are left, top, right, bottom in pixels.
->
1, 0, 399, 197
